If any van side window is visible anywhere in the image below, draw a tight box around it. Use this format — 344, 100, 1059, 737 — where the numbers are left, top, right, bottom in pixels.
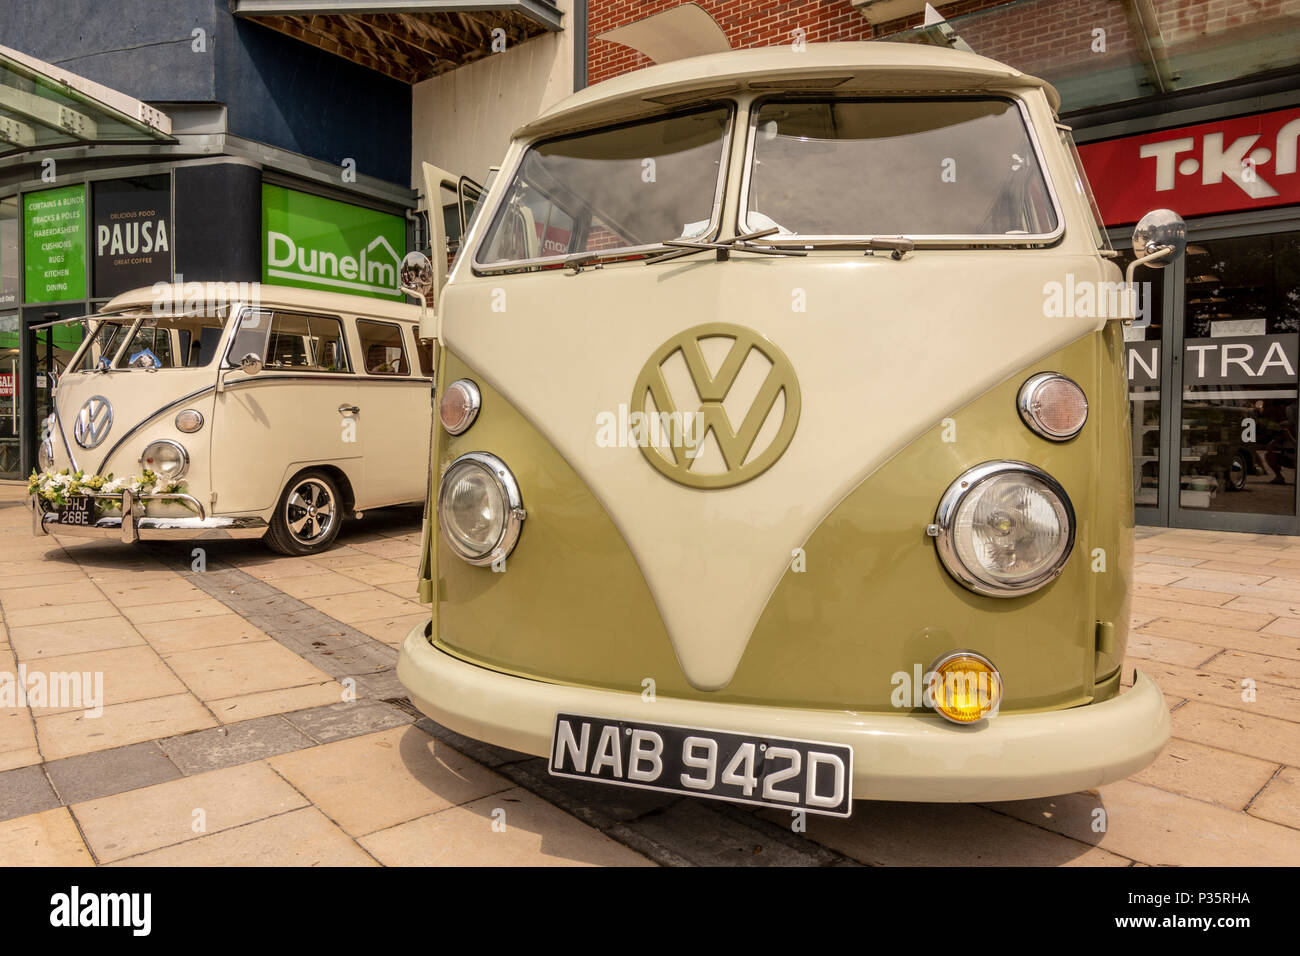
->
229, 310, 350, 372
357, 319, 409, 375
123, 326, 173, 369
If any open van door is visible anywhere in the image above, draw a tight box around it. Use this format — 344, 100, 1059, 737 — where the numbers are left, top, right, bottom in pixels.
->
418, 163, 483, 336
415, 162, 479, 607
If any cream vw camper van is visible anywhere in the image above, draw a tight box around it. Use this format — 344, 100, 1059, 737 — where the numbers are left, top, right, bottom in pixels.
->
30, 283, 429, 555
398, 44, 1183, 813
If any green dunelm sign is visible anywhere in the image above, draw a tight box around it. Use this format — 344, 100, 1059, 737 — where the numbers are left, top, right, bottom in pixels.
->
261, 184, 405, 301
24, 185, 87, 303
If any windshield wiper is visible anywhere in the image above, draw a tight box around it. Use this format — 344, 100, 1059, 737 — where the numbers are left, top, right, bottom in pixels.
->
562, 251, 605, 274
791, 236, 915, 260
644, 227, 809, 264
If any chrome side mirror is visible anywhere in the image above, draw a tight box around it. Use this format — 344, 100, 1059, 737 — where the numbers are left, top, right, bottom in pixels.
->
1131, 208, 1187, 267
401, 250, 437, 342
239, 353, 263, 375
400, 251, 435, 303
1121, 209, 1187, 325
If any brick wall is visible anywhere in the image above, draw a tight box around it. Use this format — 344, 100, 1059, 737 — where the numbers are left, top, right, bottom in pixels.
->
587, 0, 1300, 88
588, 0, 883, 85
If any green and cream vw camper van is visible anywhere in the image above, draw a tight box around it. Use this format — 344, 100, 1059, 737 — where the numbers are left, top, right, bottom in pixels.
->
398, 43, 1178, 813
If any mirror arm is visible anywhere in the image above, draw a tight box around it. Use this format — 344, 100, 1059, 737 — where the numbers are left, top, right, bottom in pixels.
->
403, 284, 435, 342
1124, 244, 1174, 285
1116, 245, 1174, 324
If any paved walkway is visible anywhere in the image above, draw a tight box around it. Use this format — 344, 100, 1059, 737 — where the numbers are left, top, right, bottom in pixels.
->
1, 483, 1297, 865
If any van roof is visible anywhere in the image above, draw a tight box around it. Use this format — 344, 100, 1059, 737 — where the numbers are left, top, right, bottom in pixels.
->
516, 42, 1060, 140
103, 283, 424, 322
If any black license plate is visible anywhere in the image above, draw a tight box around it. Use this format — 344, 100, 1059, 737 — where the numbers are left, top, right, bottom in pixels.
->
549, 713, 853, 817
58, 495, 93, 526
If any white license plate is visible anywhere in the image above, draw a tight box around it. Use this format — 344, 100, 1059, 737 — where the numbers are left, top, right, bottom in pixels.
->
549, 713, 853, 817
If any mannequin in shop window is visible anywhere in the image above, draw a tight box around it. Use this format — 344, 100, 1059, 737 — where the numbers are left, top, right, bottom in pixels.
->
1265, 401, 1298, 485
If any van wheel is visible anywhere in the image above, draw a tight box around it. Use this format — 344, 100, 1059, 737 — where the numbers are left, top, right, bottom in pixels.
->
1227, 453, 1249, 491
265, 471, 343, 556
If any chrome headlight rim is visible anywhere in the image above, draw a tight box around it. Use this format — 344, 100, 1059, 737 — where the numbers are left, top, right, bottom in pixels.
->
439, 379, 482, 436
139, 438, 189, 481
37, 439, 55, 471
1017, 372, 1088, 441
932, 460, 1075, 598
437, 451, 525, 566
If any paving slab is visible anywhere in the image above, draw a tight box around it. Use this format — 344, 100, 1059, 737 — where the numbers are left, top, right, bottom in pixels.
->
1247, 766, 1300, 829
0, 807, 94, 865
0, 764, 61, 823
73, 762, 308, 863
360, 788, 655, 867
159, 715, 315, 775
989, 780, 1300, 866
268, 725, 512, 837
281, 699, 413, 744
111, 806, 376, 867
45, 741, 182, 806
627, 799, 843, 867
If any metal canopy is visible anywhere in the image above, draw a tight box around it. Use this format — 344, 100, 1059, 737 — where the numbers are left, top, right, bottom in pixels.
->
0, 44, 172, 159
232, 0, 564, 84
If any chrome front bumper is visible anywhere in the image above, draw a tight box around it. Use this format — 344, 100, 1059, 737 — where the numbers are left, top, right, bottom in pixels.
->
30, 491, 267, 542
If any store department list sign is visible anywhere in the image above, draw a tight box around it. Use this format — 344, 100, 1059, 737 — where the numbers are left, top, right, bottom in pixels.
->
261, 184, 405, 301
24, 185, 87, 303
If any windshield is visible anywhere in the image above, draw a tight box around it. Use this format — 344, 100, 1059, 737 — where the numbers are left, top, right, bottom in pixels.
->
476, 106, 731, 268
743, 98, 1059, 240
72, 308, 231, 371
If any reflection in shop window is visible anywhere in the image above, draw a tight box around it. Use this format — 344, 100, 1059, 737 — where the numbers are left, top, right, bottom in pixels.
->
1121, 249, 1165, 510
1179, 233, 1300, 516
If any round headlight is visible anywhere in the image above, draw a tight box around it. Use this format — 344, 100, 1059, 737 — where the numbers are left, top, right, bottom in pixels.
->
38, 439, 54, 471
931, 461, 1074, 597
175, 409, 204, 433
437, 452, 524, 565
140, 439, 188, 480
928, 651, 1003, 724
1018, 373, 1087, 441
439, 379, 481, 435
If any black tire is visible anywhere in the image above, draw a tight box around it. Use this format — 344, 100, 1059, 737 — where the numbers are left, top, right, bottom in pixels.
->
265, 470, 344, 556
1227, 453, 1249, 491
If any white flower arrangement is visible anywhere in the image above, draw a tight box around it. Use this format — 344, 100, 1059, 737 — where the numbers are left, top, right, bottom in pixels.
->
28, 468, 187, 511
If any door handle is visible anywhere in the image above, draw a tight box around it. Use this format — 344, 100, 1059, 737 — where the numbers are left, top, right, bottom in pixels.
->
338, 404, 359, 415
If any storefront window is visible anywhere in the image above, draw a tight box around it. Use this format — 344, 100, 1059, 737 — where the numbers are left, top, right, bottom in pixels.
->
1, 197, 17, 307
1179, 233, 1300, 516
886, 0, 1300, 114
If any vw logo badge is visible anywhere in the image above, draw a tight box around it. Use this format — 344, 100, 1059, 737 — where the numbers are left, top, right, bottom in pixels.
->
74, 396, 114, 449
631, 323, 801, 489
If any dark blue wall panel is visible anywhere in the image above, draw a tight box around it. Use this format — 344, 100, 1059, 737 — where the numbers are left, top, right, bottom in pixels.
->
219, 16, 411, 187
0, 0, 412, 186
0, 0, 219, 101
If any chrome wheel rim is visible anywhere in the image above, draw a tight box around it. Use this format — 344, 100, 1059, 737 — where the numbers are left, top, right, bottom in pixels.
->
285, 479, 336, 545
